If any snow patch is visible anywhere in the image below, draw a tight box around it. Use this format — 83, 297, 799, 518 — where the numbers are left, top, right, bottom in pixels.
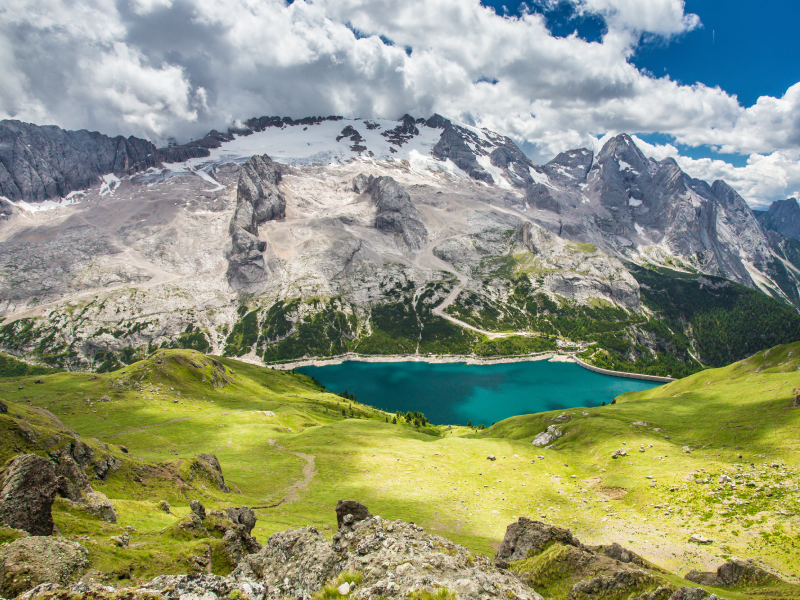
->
192, 168, 226, 192
476, 155, 512, 189
634, 223, 646, 238
618, 159, 637, 172
529, 168, 557, 190
99, 173, 121, 196
4, 195, 84, 214
628, 198, 642, 207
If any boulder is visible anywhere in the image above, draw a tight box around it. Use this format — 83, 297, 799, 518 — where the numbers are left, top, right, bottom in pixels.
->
685, 559, 782, 587
0, 537, 88, 598
54, 455, 91, 503
532, 425, 562, 447
669, 587, 719, 600
226, 507, 256, 535
688, 534, 713, 544
493, 517, 581, 569
335, 500, 372, 529
191, 454, 230, 492
0, 454, 58, 535
190, 499, 207, 520
0, 400, 7, 414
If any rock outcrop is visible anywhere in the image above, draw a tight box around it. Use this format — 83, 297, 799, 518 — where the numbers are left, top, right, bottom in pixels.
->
0, 120, 158, 202
755, 198, 800, 241
0, 454, 58, 536
189, 454, 231, 493
685, 559, 783, 587
227, 154, 285, 289
493, 517, 581, 569
361, 175, 428, 251
335, 499, 372, 528
0, 537, 88, 599
497, 518, 683, 600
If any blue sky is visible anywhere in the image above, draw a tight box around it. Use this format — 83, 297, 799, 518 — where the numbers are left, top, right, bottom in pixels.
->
2, 0, 799, 206
482, 1, 800, 108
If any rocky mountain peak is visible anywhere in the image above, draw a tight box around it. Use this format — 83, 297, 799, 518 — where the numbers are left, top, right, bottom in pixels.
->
597, 133, 651, 175
543, 147, 593, 183
756, 197, 800, 241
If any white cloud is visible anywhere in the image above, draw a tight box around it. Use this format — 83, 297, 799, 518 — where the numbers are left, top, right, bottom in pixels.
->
575, 0, 700, 36
0, 0, 797, 206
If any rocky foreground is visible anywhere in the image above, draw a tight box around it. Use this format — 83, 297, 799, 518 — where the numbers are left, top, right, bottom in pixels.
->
5, 496, 786, 600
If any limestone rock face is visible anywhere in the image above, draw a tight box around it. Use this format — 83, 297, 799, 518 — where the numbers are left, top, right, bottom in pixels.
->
227, 154, 285, 289
0, 454, 58, 536
526, 183, 560, 213
493, 517, 581, 569
0, 537, 88, 598
363, 175, 428, 251
0, 120, 158, 202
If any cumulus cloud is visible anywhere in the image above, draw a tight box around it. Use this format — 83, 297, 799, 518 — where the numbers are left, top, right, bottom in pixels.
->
0, 0, 797, 205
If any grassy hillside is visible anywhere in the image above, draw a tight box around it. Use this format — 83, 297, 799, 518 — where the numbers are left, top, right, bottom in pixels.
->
1, 347, 799, 597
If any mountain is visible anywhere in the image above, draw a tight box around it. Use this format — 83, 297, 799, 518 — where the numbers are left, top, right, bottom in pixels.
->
755, 197, 800, 240
1, 114, 800, 376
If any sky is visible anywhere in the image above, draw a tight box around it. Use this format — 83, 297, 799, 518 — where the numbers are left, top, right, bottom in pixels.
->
1, 0, 798, 208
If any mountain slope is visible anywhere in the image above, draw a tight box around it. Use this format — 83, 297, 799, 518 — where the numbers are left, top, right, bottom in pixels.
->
1, 115, 800, 377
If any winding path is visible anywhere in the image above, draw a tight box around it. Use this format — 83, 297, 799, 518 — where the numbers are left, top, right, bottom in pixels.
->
414, 243, 529, 340
252, 448, 317, 509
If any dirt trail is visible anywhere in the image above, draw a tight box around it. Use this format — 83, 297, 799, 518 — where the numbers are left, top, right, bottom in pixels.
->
414, 244, 530, 340
252, 449, 317, 509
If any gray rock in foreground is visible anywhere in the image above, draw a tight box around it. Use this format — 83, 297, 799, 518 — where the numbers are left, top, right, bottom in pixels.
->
0, 537, 88, 599
0, 454, 59, 536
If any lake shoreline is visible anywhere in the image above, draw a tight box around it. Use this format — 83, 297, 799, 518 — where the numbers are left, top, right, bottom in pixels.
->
267, 351, 571, 370
265, 351, 675, 384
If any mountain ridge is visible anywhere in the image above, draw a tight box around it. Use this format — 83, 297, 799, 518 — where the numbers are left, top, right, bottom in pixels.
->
1, 114, 800, 377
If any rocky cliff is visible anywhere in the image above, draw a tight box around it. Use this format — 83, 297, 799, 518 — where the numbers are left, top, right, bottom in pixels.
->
755, 198, 800, 241
2, 114, 800, 376
0, 120, 158, 202
227, 154, 286, 289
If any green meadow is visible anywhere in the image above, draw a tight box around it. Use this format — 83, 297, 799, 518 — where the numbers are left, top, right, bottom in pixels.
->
1, 345, 800, 597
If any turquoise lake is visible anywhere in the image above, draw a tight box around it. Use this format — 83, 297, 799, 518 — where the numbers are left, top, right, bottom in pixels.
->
296, 360, 661, 426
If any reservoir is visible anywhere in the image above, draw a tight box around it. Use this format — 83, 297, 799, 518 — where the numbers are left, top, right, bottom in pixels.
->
297, 360, 661, 426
